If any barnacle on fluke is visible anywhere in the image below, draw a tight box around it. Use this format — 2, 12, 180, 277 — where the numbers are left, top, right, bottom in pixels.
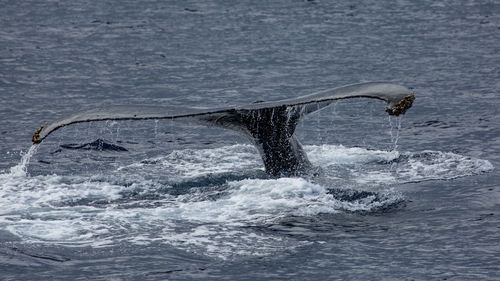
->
32, 123, 46, 144
386, 93, 415, 116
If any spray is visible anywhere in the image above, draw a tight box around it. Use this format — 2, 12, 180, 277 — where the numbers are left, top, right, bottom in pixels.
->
9, 144, 39, 177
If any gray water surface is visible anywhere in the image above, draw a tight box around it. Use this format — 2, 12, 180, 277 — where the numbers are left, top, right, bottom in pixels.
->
1, 1, 499, 280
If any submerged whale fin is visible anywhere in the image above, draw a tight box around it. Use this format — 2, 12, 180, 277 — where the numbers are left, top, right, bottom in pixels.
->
32, 82, 414, 176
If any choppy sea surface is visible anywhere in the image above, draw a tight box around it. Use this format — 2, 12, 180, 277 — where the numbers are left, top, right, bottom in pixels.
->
1, 1, 499, 280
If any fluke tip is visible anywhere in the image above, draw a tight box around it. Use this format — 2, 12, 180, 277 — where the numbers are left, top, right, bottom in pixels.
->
386, 93, 415, 116
32, 123, 46, 144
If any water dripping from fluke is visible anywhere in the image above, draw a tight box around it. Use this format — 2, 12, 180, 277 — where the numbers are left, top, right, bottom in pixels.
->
388, 115, 403, 152
30, 82, 414, 177
8, 144, 39, 177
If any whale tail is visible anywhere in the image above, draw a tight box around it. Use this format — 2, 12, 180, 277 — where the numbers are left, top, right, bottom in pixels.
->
32, 82, 414, 176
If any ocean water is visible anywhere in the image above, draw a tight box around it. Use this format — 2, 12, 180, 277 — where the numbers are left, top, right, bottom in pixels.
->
1, 0, 499, 280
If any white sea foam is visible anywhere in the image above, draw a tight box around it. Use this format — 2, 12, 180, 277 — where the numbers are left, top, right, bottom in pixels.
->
118, 144, 263, 179
150, 178, 338, 224
306, 144, 400, 166
160, 224, 311, 259
0, 144, 494, 258
396, 150, 494, 181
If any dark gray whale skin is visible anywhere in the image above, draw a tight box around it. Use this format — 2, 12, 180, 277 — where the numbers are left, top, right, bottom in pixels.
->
32, 82, 414, 176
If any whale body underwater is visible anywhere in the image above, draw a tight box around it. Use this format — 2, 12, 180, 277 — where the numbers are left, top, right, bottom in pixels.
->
32, 82, 414, 177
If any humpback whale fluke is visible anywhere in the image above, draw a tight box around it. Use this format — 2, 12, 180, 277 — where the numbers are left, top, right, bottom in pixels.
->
32, 82, 414, 176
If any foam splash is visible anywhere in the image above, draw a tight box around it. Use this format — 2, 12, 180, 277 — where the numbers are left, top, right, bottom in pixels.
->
152, 178, 339, 224
307, 144, 400, 165
396, 150, 495, 182
118, 144, 263, 180
116, 144, 493, 185
0, 144, 494, 259
306, 145, 493, 185
6, 144, 39, 177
